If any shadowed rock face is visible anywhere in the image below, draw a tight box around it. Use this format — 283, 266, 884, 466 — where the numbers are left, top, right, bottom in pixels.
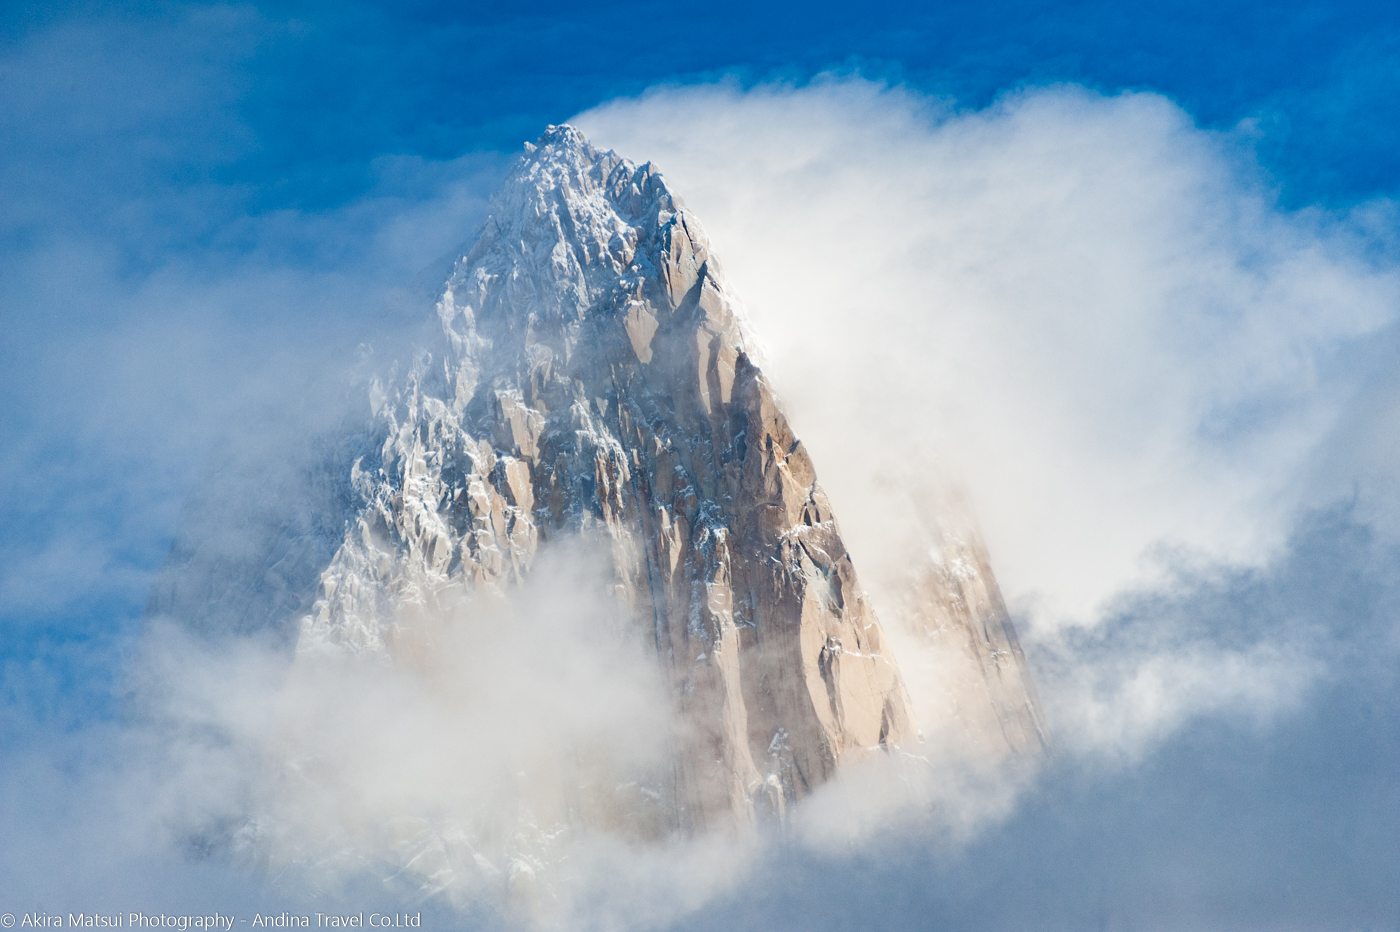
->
147, 126, 1044, 880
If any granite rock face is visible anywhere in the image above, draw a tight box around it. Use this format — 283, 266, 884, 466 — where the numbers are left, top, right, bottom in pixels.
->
870, 488, 1049, 759
148, 126, 1045, 896
298, 125, 918, 832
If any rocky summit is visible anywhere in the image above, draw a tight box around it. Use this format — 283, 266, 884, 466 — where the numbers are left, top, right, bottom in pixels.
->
148, 125, 1045, 882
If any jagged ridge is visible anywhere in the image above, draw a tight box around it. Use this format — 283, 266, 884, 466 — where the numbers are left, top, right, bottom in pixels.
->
146, 125, 1047, 905
301, 125, 917, 830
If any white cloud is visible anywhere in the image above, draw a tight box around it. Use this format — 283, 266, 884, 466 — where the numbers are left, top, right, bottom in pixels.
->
575, 77, 1400, 635
128, 541, 680, 921
9, 71, 1400, 929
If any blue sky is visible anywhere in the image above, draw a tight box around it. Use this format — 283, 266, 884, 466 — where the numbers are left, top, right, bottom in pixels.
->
4, 1, 1400, 927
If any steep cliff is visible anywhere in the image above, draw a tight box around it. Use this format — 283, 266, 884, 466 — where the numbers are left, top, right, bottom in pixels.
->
296, 125, 918, 831
146, 125, 1045, 901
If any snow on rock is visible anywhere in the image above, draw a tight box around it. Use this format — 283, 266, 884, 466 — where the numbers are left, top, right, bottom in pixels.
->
146, 124, 1045, 907
301, 125, 918, 821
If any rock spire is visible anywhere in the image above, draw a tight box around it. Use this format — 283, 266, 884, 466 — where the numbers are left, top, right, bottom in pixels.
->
146, 126, 1046, 899
301, 125, 921, 829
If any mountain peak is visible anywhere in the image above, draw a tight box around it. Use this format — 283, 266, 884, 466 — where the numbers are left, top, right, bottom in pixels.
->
528, 122, 595, 155
310, 120, 921, 831
147, 123, 1045, 908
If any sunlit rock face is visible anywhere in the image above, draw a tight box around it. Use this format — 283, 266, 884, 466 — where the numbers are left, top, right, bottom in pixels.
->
869, 487, 1049, 759
147, 125, 1044, 901
301, 124, 920, 828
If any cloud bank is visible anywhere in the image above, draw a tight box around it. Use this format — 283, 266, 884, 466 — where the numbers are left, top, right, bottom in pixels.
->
578, 77, 1400, 631
577, 78, 1400, 779
576, 77, 1400, 929
6, 68, 1400, 930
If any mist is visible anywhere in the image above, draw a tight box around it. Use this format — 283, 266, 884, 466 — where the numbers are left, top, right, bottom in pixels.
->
576, 76, 1400, 754
579, 78, 1398, 622
569, 77, 1400, 928
5, 62, 1400, 930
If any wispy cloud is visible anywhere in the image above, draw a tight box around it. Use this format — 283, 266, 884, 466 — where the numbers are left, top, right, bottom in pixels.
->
5, 50, 1400, 929
578, 77, 1400, 636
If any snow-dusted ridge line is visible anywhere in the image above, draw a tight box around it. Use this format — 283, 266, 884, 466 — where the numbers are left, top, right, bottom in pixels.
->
147, 124, 1044, 906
